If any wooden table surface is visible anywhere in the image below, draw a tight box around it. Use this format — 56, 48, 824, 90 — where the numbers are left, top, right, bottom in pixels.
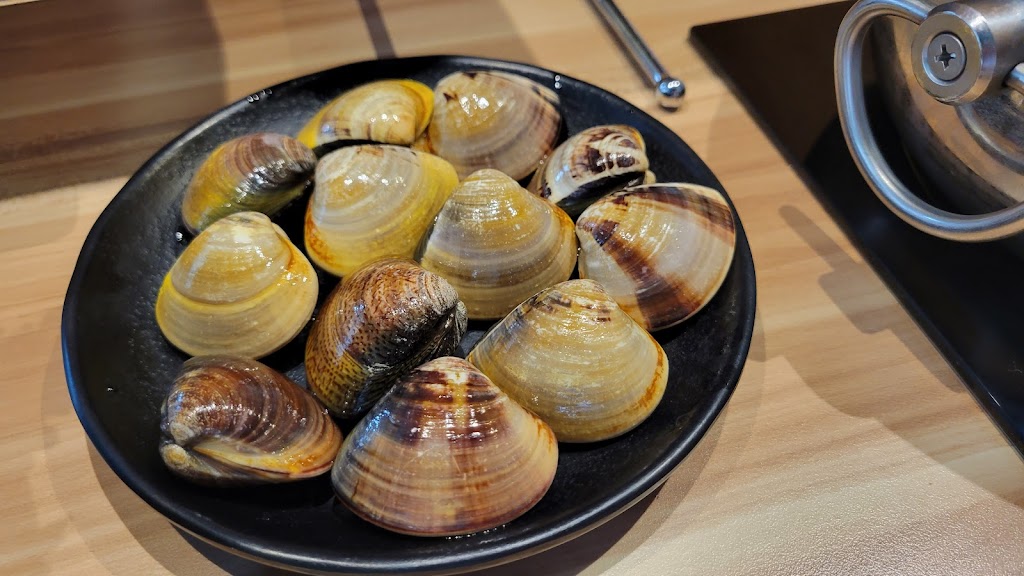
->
3, 0, 1023, 574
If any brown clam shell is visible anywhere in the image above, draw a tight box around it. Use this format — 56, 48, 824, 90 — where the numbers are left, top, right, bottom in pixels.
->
576, 183, 737, 331
331, 356, 558, 536
181, 133, 316, 234
159, 356, 343, 485
304, 258, 468, 418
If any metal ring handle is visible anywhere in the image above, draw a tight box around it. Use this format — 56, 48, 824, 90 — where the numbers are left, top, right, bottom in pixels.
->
836, 0, 1024, 241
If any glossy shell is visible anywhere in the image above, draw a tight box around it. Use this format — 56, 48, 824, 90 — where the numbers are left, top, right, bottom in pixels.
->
414, 71, 561, 180
576, 184, 736, 331
527, 125, 650, 218
296, 79, 433, 149
331, 356, 558, 536
181, 133, 316, 234
305, 258, 467, 418
468, 279, 668, 443
418, 169, 577, 320
305, 145, 459, 278
159, 356, 343, 485
155, 211, 318, 358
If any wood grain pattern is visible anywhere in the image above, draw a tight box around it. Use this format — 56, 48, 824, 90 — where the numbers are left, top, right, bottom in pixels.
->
2, 0, 1023, 574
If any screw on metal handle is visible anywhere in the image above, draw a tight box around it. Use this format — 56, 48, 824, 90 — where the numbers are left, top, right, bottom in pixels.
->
835, 0, 1024, 241
588, 0, 685, 110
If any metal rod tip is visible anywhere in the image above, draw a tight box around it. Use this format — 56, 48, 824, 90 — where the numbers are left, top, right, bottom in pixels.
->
656, 78, 685, 110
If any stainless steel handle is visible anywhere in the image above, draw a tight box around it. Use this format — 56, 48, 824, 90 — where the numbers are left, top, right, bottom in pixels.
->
588, 0, 685, 110
835, 0, 1024, 241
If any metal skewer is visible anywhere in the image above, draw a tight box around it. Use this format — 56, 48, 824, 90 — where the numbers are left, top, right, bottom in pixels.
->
588, 0, 685, 110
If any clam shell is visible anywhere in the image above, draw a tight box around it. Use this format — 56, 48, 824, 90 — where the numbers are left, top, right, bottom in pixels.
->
296, 79, 433, 150
468, 279, 668, 443
418, 169, 577, 320
331, 356, 558, 536
413, 71, 561, 180
160, 356, 343, 485
155, 211, 318, 358
305, 145, 459, 278
527, 125, 649, 218
576, 184, 736, 331
305, 258, 468, 418
181, 133, 316, 234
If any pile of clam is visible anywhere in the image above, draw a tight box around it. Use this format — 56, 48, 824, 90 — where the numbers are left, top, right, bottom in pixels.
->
154, 70, 736, 537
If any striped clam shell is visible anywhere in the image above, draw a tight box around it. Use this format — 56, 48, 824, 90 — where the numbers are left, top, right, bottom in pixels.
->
181, 133, 316, 234
413, 71, 561, 180
296, 79, 433, 150
575, 184, 736, 331
304, 145, 459, 278
155, 212, 318, 358
418, 169, 577, 320
160, 356, 343, 485
331, 356, 558, 536
305, 258, 467, 418
468, 279, 668, 443
527, 125, 650, 219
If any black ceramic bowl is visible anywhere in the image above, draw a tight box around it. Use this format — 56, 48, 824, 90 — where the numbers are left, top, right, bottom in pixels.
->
62, 56, 756, 575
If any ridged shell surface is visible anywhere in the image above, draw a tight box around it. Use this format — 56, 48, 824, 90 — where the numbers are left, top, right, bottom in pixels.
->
155, 212, 318, 358
296, 79, 433, 149
305, 258, 467, 418
305, 145, 459, 278
331, 356, 558, 536
468, 279, 668, 443
414, 71, 561, 180
528, 125, 649, 219
418, 169, 577, 320
576, 184, 736, 331
160, 356, 342, 485
181, 133, 316, 234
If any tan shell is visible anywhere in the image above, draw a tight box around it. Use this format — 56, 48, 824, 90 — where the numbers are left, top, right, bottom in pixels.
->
576, 184, 736, 331
296, 79, 433, 149
331, 356, 558, 536
527, 125, 649, 218
413, 71, 561, 180
305, 258, 468, 418
418, 169, 577, 320
155, 212, 318, 358
304, 145, 459, 278
160, 356, 342, 485
181, 133, 316, 234
468, 279, 668, 443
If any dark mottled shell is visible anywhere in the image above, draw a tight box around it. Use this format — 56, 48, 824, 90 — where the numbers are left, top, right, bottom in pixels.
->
418, 169, 577, 320
331, 356, 558, 536
575, 184, 736, 331
468, 279, 668, 442
413, 71, 561, 180
528, 125, 650, 218
159, 356, 342, 485
305, 258, 467, 418
181, 133, 316, 234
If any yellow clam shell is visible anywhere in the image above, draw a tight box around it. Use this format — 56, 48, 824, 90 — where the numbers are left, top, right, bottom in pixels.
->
576, 184, 737, 331
414, 71, 561, 180
155, 211, 318, 358
181, 133, 316, 234
296, 79, 433, 149
468, 279, 668, 443
418, 169, 578, 320
331, 356, 558, 536
304, 145, 459, 278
